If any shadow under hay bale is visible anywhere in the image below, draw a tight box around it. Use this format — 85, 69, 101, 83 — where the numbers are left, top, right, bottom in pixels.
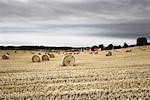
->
32, 55, 41, 62
48, 54, 55, 58
2, 54, 9, 59
126, 49, 132, 52
106, 51, 112, 56
62, 55, 75, 66
42, 55, 49, 61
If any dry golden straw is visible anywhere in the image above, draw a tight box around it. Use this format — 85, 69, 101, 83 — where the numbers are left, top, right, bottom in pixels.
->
32, 55, 40, 62
2, 54, 9, 59
31, 52, 35, 54
126, 49, 132, 52
94, 51, 98, 54
106, 51, 112, 56
48, 54, 55, 58
62, 54, 75, 66
42, 55, 49, 61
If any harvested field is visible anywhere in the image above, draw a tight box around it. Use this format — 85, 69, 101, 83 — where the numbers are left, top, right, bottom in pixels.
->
0, 46, 150, 99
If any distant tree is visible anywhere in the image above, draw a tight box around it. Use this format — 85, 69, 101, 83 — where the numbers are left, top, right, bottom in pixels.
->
99, 44, 104, 50
91, 45, 98, 51
123, 43, 128, 48
113, 45, 121, 49
107, 44, 113, 50
137, 37, 148, 46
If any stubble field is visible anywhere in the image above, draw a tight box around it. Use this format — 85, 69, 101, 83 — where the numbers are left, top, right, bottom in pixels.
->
0, 46, 150, 100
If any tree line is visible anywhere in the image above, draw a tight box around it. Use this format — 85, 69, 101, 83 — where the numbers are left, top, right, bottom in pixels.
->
0, 37, 149, 51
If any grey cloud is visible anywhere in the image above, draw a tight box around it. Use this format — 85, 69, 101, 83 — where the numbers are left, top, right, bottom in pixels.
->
1, 0, 150, 21
0, 0, 150, 45
98, 33, 150, 39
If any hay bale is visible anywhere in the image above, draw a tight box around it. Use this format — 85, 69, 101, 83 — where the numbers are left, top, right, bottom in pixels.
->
64, 53, 68, 55
6, 52, 9, 55
62, 55, 75, 66
94, 51, 98, 54
69, 53, 72, 55
42, 55, 49, 61
32, 55, 40, 62
45, 52, 48, 55
139, 47, 146, 51
48, 53, 55, 58
106, 51, 112, 56
2, 54, 9, 59
126, 49, 131, 52
31, 52, 35, 54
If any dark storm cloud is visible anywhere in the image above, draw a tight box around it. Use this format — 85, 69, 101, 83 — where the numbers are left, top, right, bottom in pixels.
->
0, 0, 150, 39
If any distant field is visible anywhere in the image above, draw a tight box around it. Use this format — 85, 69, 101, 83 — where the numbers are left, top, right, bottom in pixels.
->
0, 46, 150, 99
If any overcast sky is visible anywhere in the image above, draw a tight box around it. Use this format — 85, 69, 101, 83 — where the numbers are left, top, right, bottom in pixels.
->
0, 0, 150, 47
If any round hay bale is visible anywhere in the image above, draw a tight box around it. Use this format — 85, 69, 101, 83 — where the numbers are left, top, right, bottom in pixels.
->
6, 52, 9, 55
106, 51, 112, 56
139, 47, 146, 51
50, 54, 55, 58
69, 53, 72, 55
2, 54, 9, 59
126, 49, 131, 52
42, 55, 49, 61
48, 54, 55, 58
31, 52, 35, 54
62, 55, 75, 66
32, 55, 40, 62
45, 52, 48, 55
94, 51, 98, 54
64, 53, 68, 55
